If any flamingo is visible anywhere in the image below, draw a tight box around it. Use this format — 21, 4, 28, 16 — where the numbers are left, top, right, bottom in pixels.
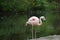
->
26, 16, 46, 39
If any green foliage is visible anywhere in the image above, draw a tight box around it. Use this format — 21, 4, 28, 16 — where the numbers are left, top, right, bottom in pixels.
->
0, 15, 27, 40
0, 0, 35, 11
0, 0, 57, 12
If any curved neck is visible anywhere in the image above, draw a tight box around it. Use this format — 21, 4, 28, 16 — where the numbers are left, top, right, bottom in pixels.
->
39, 17, 42, 25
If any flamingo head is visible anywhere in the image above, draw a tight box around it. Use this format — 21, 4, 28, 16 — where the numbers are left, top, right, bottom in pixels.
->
40, 16, 46, 21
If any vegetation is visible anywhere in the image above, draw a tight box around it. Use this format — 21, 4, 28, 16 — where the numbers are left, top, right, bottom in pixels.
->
0, 0, 60, 40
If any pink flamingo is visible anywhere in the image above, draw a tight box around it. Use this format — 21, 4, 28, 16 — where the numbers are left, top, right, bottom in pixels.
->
26, 16, 46, 39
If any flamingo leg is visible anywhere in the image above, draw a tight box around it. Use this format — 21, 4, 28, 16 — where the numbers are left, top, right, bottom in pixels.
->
34, 27, 36, 40
32, 25, 33, 39
35, 30, 36, 39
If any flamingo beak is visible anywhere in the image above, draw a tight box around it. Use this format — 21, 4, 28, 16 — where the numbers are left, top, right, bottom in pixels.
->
41, 18, 46, 21
44, 19, 46, 21
42, 18, 46, 22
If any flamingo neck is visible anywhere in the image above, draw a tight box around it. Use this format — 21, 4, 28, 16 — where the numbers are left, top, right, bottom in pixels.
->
39, 17, 42, 26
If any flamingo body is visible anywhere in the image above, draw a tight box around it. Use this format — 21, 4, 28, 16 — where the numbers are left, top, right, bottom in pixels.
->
26, 16, 40, 26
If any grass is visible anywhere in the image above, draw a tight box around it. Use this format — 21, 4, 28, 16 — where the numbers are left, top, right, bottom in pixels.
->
0, 13, 58, 40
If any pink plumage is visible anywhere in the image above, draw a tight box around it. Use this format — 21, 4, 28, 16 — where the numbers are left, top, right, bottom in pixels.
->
26, 16, 46, 26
